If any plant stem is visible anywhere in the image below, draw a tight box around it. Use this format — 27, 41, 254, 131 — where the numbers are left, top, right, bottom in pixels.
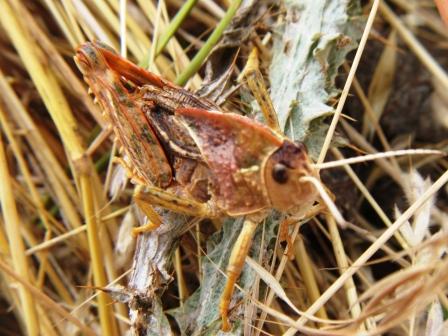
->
156, 0, 199, 56
175, 0, 242, 86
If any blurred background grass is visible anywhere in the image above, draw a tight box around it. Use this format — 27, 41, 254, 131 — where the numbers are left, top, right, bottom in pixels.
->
0, 1, 447, 335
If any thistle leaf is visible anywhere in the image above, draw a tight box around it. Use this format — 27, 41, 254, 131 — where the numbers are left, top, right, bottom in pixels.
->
269, 0, 362, 154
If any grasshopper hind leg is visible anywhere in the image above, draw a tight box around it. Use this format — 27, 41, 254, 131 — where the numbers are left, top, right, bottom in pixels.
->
133, 186, 217, 235
241, 47, 281, 133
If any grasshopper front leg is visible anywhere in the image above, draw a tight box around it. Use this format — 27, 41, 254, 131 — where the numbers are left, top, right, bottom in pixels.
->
219, 217, 260, 331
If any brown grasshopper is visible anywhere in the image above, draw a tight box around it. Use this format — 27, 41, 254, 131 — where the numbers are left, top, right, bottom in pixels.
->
75, 41, 320, 331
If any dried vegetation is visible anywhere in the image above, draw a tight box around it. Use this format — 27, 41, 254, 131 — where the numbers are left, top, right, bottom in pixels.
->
0, 0, 447, 335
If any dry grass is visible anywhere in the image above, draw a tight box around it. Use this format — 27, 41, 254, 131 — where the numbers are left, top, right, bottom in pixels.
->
0, 1, 447, 335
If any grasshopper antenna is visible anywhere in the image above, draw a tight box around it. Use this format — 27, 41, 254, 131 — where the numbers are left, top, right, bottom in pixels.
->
312, 149, 443, 170
300, 176, 347, 228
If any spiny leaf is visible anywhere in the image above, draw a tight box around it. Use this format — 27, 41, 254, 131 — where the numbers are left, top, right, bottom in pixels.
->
169, 215, 279, 335
269, 0, 362, 154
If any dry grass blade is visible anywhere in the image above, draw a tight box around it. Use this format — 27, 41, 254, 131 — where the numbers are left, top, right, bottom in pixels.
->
0, 1, 447, 335
0, 69, 86, 244
362, 30, 396, 138
0, 126, 39, 335
317, 0, 380, 164
246, 257, 301, 315
314, 149, 444, 169
326, 214, 362, 321
355, 256, 448, 335
0, 99, 74, 305
0, 1, 119, 334
0, 258, 96, 336
284, 169, 448, 335
379, 1, 448, 91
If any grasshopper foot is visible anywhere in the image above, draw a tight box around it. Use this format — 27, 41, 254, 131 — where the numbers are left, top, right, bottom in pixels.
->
132, 221, 160, 236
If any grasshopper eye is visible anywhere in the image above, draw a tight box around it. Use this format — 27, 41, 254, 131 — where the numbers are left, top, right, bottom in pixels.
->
272, 163, 288, 184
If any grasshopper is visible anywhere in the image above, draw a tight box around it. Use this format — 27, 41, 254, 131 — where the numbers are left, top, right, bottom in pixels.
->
75, 42, 321, 331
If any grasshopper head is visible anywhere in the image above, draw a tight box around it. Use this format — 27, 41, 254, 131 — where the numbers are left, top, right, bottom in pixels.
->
264, 141, 319, 213
74, 42, 125, 111
74, 42, 113, 76
74, 42, 136, 119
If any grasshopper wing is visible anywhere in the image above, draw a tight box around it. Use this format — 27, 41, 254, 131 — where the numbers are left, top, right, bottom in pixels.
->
75, 42, 172, 187
93, 41, 170, 88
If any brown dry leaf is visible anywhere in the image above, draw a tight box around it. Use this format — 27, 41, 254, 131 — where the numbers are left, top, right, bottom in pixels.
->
115, 206, 137, 268
397, 170, 435, 248
246, 256, 301, 315
425, 300, 444, 336
431, 77, 448, 130
363, 30, 397, 137
357, 261, 447, 334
